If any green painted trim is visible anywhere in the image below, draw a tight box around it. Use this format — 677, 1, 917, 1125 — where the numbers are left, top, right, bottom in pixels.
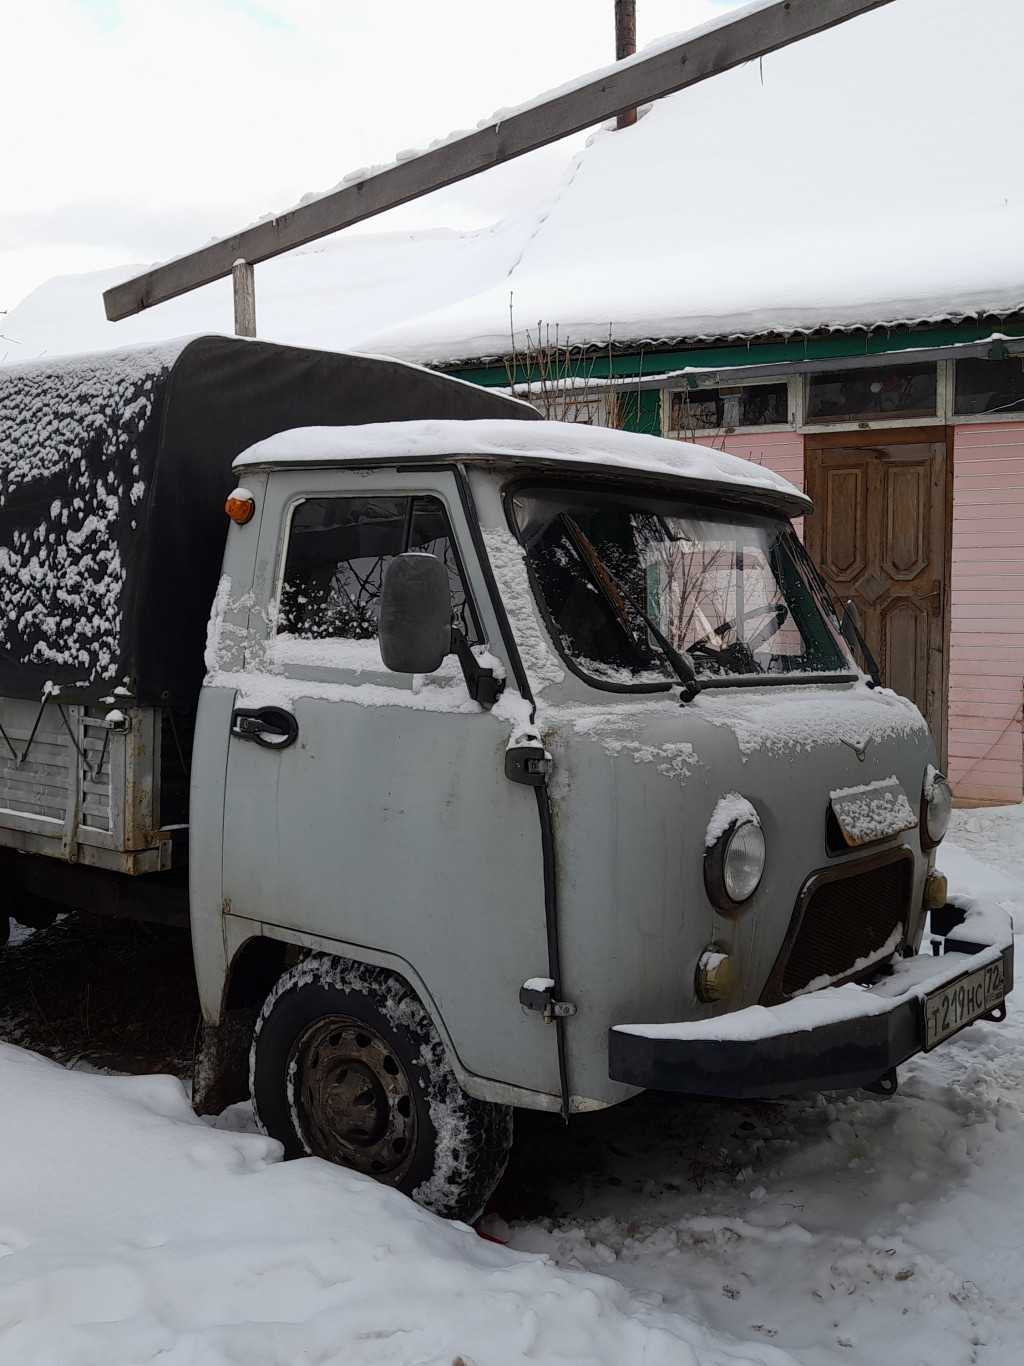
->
617, 389, 662, 435
451, 321, 1024, 388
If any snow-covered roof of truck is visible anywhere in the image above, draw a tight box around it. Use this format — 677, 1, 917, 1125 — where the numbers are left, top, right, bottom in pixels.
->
236, 419, 811, 517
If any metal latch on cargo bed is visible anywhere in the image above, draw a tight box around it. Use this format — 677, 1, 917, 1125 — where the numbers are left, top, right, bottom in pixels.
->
520, 979, 576, 1022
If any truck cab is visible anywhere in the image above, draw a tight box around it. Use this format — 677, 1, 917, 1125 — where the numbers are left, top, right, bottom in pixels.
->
0, 339, 1011, 1225
192, 417, 1011, 1220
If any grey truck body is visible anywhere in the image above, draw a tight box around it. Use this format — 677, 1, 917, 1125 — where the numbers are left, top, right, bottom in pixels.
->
0, 338, 1011, 1127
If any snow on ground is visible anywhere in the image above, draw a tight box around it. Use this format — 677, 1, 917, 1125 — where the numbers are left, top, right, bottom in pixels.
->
500, 808, 1024, 1366
0, 1049, 774, 1366
0, 807, 1021, 1364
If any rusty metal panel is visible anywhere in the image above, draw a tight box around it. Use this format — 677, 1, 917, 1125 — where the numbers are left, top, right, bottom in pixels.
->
0, 696, 170, 870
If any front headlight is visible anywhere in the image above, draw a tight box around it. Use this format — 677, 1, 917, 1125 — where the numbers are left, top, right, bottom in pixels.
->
705, 797, 766, 911
923, 768, 953, 848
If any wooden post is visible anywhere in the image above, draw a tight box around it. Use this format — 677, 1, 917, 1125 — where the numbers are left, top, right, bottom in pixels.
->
232, 259, 256, 337
615, 0, 637, 129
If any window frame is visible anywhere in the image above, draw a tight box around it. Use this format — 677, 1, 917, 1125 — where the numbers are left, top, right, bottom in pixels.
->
662, 377, 796, 439
272, 486, 484, 649
950, 354, 1024, 423
504, 476, 856, 695
659, 358, 1024, 438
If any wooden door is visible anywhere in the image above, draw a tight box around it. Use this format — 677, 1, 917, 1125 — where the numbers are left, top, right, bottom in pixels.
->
805, 429, 951, 762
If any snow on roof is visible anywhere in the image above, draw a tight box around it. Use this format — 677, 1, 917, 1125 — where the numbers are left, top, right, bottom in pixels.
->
0, 215, 543, 365
365, 0, 1024, 366
3, 0, 1021, 366
236, 417, 811, 512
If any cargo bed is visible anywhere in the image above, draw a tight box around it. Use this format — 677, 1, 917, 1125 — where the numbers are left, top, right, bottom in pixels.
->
0, 697, 171, 873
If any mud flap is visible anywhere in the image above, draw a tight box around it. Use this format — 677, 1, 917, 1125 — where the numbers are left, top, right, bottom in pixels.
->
192, 1004, 258, 1116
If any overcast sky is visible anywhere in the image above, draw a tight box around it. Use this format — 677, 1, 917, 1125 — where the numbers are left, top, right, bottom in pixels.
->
1, 0, 743, 316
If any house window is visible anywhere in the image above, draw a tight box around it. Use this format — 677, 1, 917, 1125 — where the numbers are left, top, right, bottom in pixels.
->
668, 382, 788, 434
805, 364, 937, 423
953, 357, 1024, 416
278, 495, 476, 641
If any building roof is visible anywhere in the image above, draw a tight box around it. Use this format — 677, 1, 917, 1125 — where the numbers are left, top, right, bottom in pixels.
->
4, 0, 1021, 368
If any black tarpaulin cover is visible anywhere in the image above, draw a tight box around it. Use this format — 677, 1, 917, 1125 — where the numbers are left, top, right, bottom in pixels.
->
0, 334, 535, 706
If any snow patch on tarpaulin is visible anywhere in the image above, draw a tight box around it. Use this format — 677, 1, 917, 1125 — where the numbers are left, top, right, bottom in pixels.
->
0, 1043, 793, 1365
0, 342, 185, 685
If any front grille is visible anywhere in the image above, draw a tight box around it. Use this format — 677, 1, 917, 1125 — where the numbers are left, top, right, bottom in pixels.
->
762, 854, 912, 1005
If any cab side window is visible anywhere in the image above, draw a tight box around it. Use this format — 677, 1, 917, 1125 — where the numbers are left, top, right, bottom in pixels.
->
278, 495, 478, 641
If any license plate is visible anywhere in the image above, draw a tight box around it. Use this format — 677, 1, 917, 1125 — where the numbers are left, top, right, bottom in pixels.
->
923, 960, 1005, 1049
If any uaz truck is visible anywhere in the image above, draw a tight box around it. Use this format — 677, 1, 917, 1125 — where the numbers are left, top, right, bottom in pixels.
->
0, 335, 1011, 1221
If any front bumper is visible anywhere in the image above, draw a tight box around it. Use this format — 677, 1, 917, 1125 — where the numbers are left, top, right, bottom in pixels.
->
609, 899, 1014, 1098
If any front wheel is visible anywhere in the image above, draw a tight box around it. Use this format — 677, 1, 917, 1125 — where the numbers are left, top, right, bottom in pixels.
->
250, 955, 512, 1222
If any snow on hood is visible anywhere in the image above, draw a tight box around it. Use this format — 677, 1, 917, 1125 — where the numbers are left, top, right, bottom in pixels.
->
692, 684, 929, 758
235, 417, 810, 509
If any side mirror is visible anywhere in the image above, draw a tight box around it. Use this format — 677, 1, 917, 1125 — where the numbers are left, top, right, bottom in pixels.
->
378, 552, 452, 674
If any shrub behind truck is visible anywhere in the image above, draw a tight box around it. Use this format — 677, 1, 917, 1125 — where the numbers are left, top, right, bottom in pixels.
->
0, 337, 1012, 1222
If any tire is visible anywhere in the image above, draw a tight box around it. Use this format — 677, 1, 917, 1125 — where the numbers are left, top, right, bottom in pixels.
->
250, 954, 513, 1222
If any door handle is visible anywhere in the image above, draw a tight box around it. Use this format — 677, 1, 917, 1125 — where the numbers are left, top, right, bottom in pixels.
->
920, 578, 943, 618
231, 706, 299, 749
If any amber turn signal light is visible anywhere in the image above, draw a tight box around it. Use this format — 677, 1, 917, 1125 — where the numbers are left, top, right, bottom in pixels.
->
225, 488, 255, 525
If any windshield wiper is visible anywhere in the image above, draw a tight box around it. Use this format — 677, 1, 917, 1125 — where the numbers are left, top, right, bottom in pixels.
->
791, 538, 881, 686
560, 516, 701, 702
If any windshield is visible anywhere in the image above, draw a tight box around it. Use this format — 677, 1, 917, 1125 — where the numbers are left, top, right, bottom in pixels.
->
511, 486, 855, 689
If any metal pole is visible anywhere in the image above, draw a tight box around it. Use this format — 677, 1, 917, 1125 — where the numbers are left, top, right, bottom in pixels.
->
615, 0, 637, 128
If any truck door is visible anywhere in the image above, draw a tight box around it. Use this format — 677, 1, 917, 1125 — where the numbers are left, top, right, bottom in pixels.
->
217, 469, 560, 1100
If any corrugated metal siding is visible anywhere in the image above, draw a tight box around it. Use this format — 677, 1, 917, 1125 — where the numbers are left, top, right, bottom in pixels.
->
949, 423, 1024, 802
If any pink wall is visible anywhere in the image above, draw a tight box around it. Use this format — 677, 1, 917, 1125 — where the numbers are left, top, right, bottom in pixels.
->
698, 432, 806, 535
698, 431, 806, 491
948, 423, 1024, 802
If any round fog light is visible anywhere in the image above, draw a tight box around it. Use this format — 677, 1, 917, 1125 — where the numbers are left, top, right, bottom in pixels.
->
697, 948, 736, 1003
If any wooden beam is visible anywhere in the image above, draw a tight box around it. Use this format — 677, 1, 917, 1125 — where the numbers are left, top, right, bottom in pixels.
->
104, 0, 895, 321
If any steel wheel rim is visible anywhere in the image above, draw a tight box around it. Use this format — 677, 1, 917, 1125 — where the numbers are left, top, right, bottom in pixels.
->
288, 1013, 417, 1183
